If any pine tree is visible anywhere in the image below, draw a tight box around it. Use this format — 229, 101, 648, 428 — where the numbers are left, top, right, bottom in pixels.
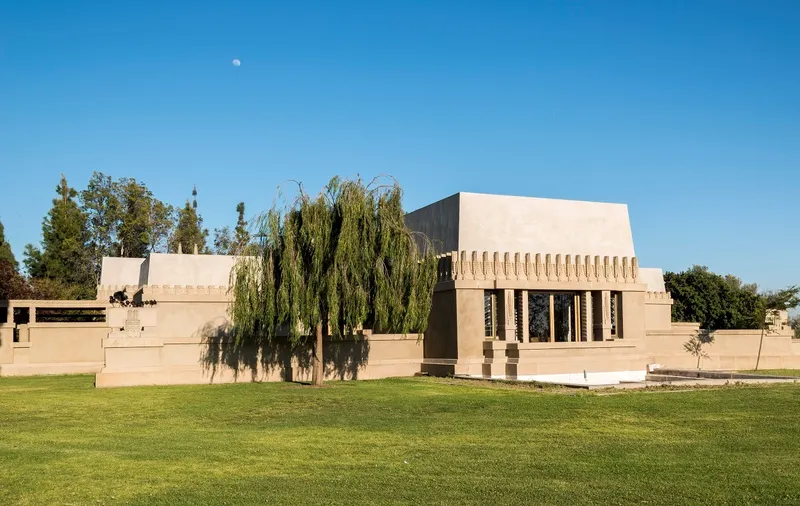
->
230, 176, 437, 386
170, 186, 208, 253
24, 174, 94, 299
233, 202, 251, 253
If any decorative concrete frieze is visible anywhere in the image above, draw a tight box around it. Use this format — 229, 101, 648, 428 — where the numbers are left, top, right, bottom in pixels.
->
434, 250, 640, 284
645, 291, 672, 300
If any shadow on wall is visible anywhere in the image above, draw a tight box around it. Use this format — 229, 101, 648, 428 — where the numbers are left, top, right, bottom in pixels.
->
198, 320, 370, 383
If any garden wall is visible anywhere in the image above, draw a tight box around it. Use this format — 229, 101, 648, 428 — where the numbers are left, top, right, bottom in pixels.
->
95, 333, 424, 388
0, 300, 108, 376
644, 322, 800, 370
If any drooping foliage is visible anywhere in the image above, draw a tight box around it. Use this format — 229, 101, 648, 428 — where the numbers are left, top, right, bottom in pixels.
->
229, 176, 438, 377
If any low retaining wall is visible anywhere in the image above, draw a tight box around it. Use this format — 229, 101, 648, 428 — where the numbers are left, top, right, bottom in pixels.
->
645, 324, 800, 370
95, 333, 425, 388
472, 323, 800, 380
0, 323, 106, 376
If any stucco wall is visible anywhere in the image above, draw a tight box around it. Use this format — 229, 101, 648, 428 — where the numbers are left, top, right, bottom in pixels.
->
0, 322, 106, 376
96, 334, 425, 387
645, 325, 800, 370
404, 192, 638, 258
99, 257, 146, 286
457, 192, 636, 258
638, 268, 666, 292
424, 290, 458, 360
404, 193, 460, 253
145, 254, 240, 287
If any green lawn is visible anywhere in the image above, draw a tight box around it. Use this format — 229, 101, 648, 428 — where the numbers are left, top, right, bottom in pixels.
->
2, 376, 800, 505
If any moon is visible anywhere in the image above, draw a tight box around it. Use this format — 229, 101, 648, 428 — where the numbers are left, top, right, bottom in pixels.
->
232, 59, 241, 67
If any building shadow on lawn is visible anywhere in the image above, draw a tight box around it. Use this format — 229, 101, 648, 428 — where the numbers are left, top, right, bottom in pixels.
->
199, 320, 370, 384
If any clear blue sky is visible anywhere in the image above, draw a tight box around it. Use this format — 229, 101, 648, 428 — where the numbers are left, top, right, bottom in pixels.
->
1, 0, 798, 290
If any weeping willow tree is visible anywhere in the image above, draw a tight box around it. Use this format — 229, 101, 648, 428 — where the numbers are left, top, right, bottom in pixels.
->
230, 176, 438, 386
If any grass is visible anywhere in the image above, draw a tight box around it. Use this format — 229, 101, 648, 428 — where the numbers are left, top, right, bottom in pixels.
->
2, 376, 800, 505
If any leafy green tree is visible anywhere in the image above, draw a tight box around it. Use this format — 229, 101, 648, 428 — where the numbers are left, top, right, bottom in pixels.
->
791, 315, 800, 339
0, 218, 18, 271
29, 277, 87, 300
754, 287, 800, 370
0, 224, 30, 300
230, 176, 437, 386
80, 171, 120, 282
683, 329, 714, 369
170, 187, 208, 253
116, 178, 154, 258
212, 203, 251, 255
665, 266, 761, 330
148, 200, 176, 253
0, 260, 31, 300
24, 175, 94, 299
213, 226, 233, 254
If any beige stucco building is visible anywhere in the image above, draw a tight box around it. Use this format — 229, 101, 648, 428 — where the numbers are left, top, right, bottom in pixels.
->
407, 192, 672, 382
1, 191, 798, 387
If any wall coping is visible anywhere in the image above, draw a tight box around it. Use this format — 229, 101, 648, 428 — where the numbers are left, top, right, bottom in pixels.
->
435, 280, 650, 292
29, 322, 109, 329
511, 341, 637, 351
1, 300, 109, 308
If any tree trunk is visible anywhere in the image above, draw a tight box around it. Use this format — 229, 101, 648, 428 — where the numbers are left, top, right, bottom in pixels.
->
311, 322, 324, 386
755, 323, 766, 371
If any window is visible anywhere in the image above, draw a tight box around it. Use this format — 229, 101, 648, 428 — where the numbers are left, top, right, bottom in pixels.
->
484, 291, 497, 338
525, 292, 581, 343
528, 293, 550, 342
610, 292, 621, 337
553, 293, 576, 342
35, 307, 106, 323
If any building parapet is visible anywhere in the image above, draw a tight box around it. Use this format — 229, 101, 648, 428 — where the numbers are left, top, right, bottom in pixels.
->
143, 285, 229, 296
96, 285, 142, 300
435, 251, 639, 284
645, 291, 673, 303
97, 284, 230, 298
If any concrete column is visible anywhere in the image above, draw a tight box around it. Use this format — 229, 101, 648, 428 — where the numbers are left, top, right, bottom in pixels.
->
29, 306, 36, 324
581, 291, 592, 342
497, 289, 517, 341
593, 290, 613, 341
519, 290, 529, 343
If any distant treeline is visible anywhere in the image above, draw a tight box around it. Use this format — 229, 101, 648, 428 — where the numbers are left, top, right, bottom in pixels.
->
0, 172, 252, 300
